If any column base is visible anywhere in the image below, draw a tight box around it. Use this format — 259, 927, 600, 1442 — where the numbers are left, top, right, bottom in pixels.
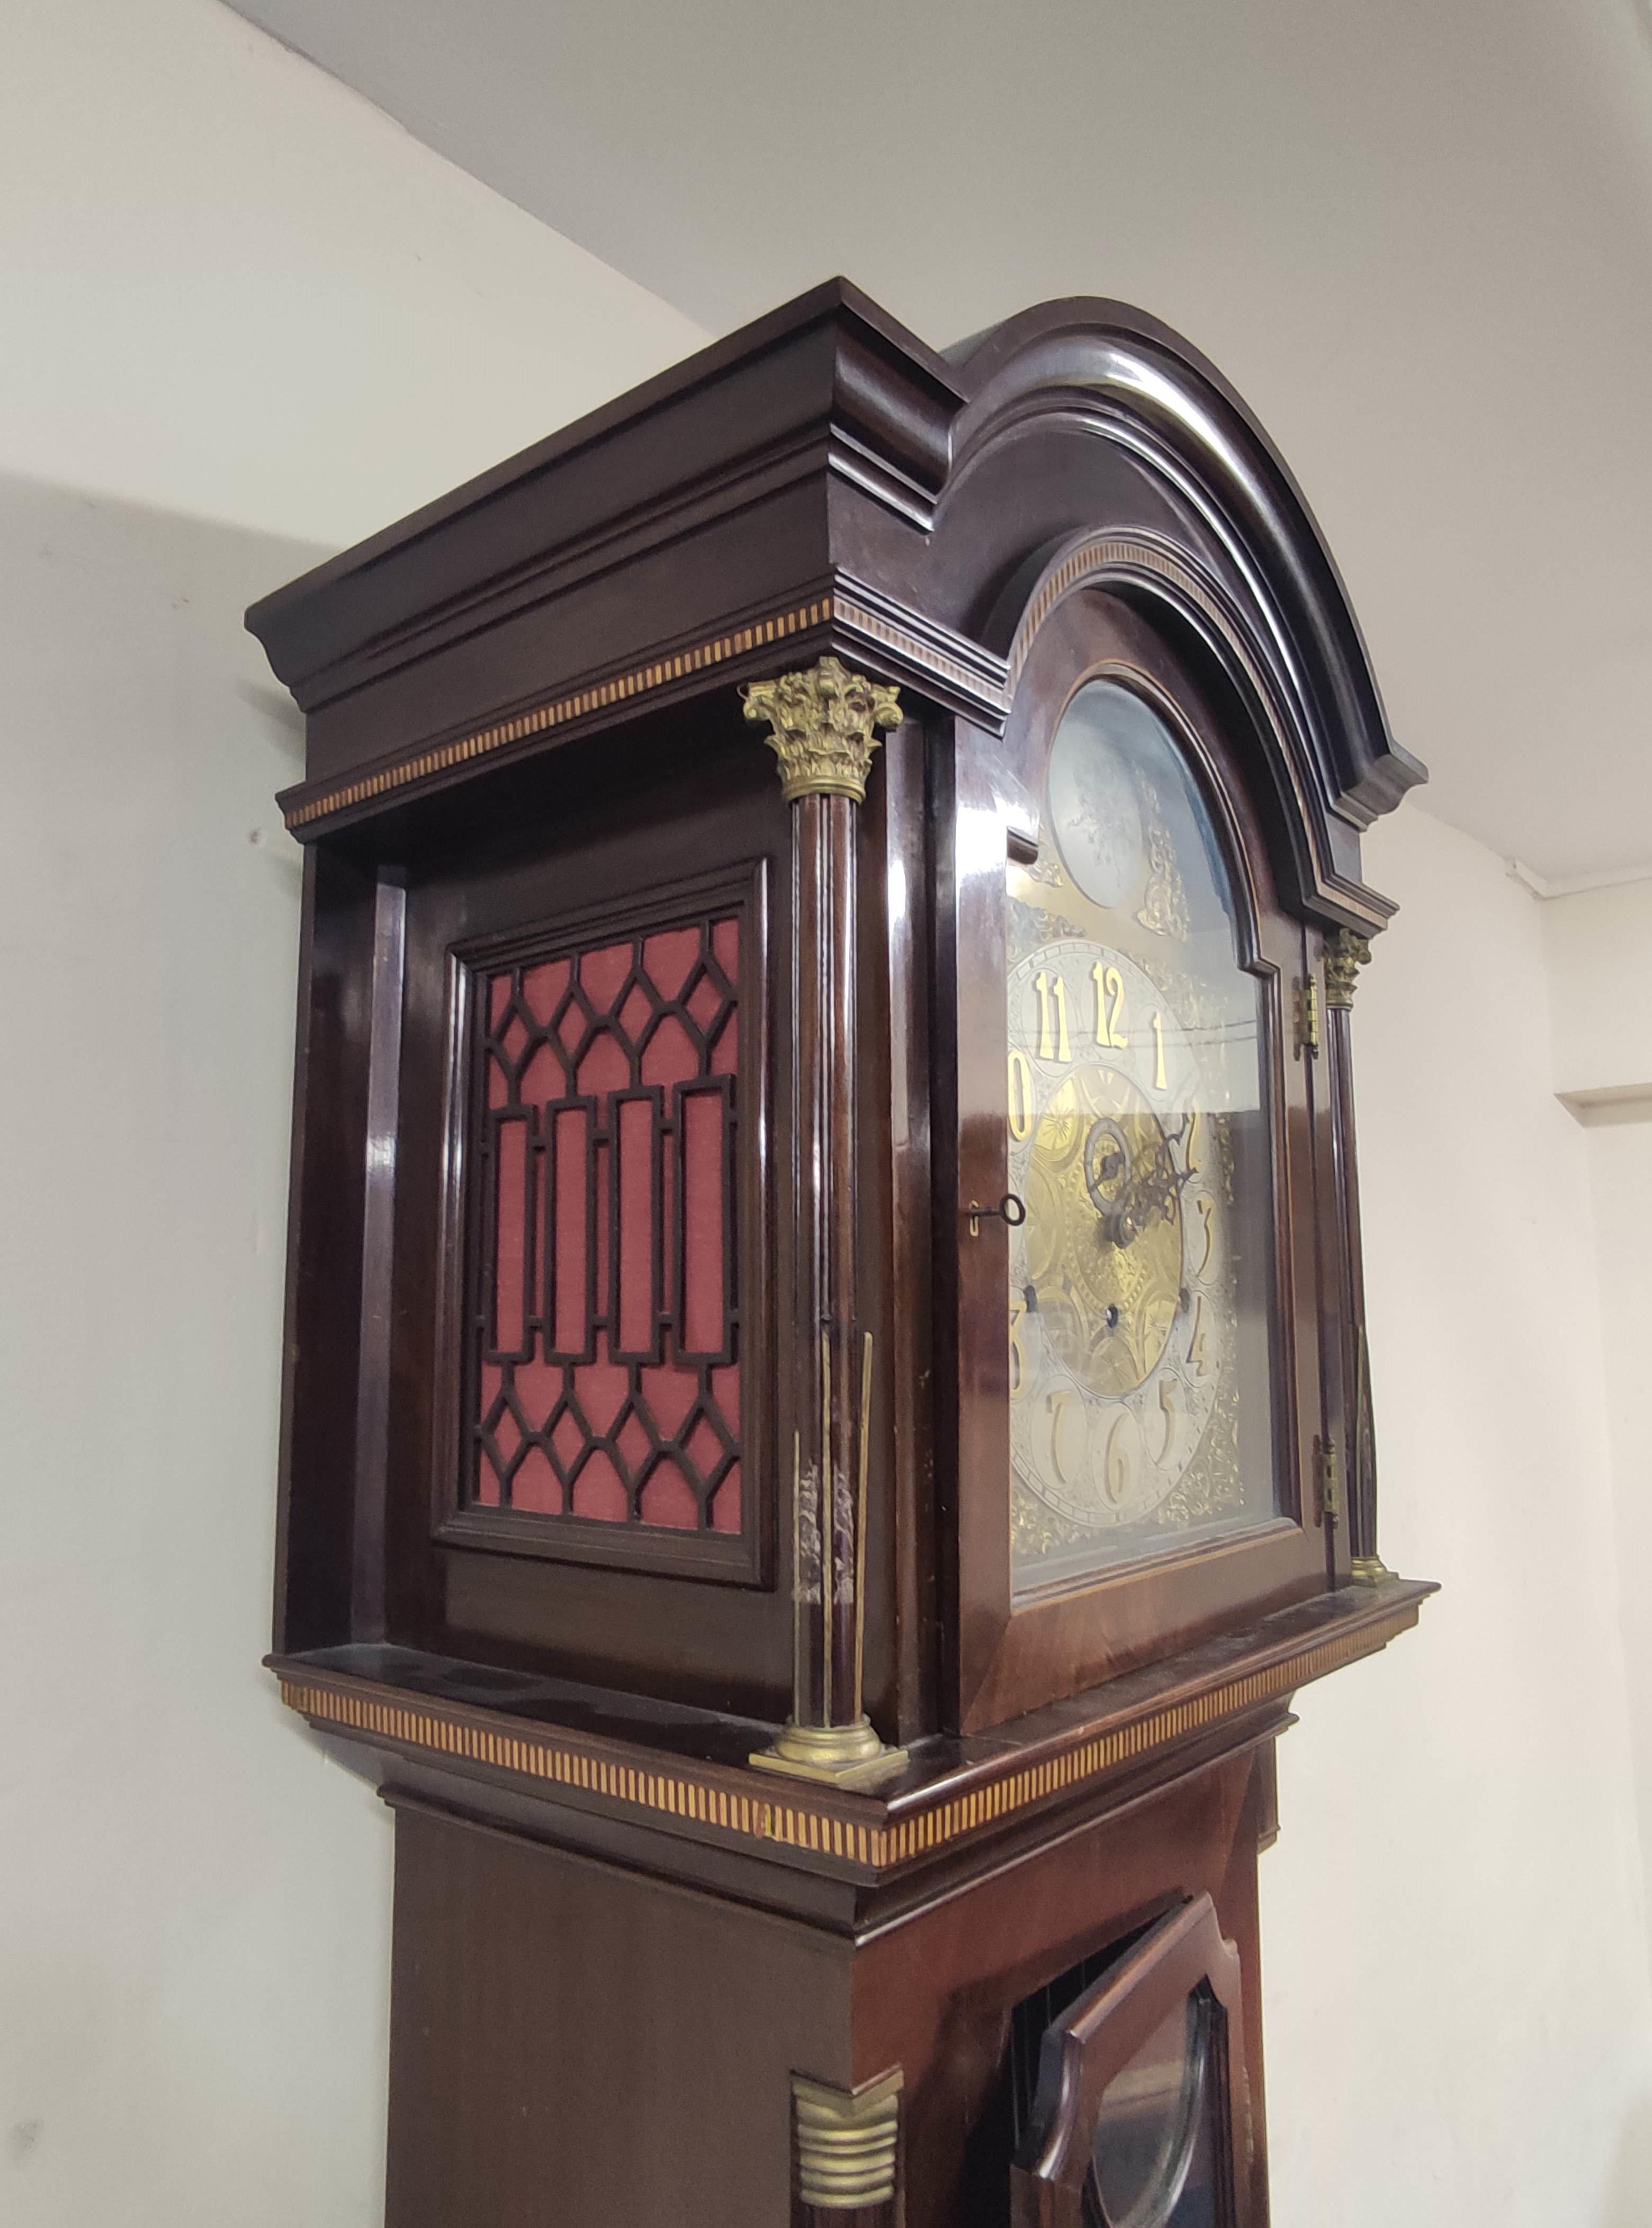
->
749, 1718, 909, 1789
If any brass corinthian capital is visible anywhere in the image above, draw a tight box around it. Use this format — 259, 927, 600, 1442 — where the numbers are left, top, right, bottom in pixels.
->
741, 656, 902, 803
1323, 928, 1373, 1009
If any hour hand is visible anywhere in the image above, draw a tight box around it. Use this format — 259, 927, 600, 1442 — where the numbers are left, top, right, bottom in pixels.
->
1084, 1118, 1177, 1248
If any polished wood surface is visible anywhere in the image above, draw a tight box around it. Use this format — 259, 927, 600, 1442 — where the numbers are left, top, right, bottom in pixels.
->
1325, 981, 1382, 1570
250, 279, 1430, 1737
275, 842, 375, 1655
273, 1575, 1430, 1921
945, 592, 1335, 1728
381, 1737, 1272, 2228
248, 283, 1419, 901
384, 1796, 842, 2228
246, 276, 1435, 2226
1009, 1893, 1249, 2228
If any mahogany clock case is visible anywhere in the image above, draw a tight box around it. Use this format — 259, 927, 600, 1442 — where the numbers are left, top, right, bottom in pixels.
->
250, 277, 1434, 2228
250, 278, 1424, 1751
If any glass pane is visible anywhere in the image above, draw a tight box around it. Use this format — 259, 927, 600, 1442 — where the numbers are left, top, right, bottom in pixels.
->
1006, 679, 1279, 1596
1089, 1992, 1220, 2228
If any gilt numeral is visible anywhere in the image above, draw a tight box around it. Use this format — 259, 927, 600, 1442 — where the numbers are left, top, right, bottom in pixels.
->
1092, 962, 1129, 1049
1008, 1049, 1034, 1141
1009, 1292, 1028, 1397
1033, 971, 1071, 1063
1189, 1296, 1210, 1378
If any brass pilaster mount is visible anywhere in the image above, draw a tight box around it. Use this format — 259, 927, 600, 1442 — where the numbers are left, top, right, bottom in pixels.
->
741, 656, 903, 802
1323, 927, 1373, 1010
752, 1713, 904, 1789
793, 2068, 903, 2211
743, 650, 908, 1791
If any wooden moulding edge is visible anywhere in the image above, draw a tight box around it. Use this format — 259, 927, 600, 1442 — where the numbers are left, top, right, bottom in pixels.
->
276, 583, 1011, 838
270, 1580, 1430, 1879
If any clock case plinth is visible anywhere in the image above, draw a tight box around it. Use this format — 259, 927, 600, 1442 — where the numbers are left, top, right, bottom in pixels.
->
277, 1575, 1429, 2228
248, 278, 1433, 2228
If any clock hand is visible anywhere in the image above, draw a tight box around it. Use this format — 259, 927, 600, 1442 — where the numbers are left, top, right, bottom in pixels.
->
1084, 1117, 1180, 1248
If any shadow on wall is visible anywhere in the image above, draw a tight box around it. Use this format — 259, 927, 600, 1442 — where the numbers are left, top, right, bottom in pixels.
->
0, 473, 393, 2228
1607, 2091, 1652, 2223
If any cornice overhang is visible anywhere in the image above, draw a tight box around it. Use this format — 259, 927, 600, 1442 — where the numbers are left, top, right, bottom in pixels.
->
248, 278, 963, 718
250, 281, 1421, 906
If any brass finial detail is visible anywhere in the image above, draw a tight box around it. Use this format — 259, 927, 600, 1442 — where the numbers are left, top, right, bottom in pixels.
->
741, 656, 902, 803
1323, 928, 1373, 1009
793, 2068, 903, 2209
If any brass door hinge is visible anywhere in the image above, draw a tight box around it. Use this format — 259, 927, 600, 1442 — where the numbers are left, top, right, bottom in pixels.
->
1294, 976, 1320, 1057
1317, 1436, 1341, 1526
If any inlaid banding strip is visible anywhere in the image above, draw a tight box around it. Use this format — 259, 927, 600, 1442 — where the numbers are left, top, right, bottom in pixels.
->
279, 1610, 1411, 1869
283, 599, 836, 831
282, 589, 1013, 835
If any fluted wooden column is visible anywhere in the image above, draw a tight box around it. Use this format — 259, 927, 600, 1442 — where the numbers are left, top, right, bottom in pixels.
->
742, 658, 907, 1785
1324, 928, 1389, 1582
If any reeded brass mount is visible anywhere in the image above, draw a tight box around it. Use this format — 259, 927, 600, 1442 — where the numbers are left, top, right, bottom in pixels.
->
792, 2067, 903, 2209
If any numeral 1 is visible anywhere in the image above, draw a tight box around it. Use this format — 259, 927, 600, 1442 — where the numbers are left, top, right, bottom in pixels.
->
1150, 1010, 1167, 1091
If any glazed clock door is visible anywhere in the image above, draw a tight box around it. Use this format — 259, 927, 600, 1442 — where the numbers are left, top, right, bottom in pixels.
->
1004, 677, 1278, 1596
950, 587, 1330, 1730
1010, 1894, 1251, 2228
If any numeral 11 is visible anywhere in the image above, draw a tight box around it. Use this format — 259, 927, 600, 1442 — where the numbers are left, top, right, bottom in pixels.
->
1032, 971, 1071, 1062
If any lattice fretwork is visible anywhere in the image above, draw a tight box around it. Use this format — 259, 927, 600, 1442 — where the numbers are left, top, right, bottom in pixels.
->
467, 911, 741, 1532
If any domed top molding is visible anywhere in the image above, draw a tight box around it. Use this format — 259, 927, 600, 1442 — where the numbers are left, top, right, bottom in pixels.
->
249, 278, 1420, 926
931, 298, 1426, 923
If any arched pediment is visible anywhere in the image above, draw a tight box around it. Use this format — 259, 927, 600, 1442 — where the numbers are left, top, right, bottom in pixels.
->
927, 299, 1424, 930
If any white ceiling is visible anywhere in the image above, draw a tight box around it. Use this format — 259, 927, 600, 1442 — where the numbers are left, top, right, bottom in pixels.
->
229, 0, 1652, 883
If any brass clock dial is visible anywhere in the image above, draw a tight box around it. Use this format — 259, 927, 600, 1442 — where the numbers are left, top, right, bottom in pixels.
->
1005, 676, 1280, 1596
1007, 940, 1225, 1531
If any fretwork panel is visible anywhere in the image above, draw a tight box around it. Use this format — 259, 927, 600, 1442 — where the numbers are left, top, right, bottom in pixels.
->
469, 913, 741, 1532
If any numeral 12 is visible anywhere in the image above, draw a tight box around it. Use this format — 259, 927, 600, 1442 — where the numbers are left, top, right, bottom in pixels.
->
1092, 962, 1129, 1048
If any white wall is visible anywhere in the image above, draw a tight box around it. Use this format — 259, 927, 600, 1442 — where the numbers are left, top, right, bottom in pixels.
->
0, 0, 704, 544
1541, 875, 1652, 2112
0, 478, 387, 2225
1542, 877, 1652, 1110
0, 4, 699, 2223
1261, 806, 1652, 2225
1578, 1111, 1652, 2006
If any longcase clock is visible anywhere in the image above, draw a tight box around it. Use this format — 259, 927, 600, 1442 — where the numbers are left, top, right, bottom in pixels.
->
248, 279, 1434, 2228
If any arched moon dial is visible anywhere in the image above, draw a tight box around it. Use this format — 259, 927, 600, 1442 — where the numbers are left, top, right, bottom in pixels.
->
1007, 941, 1227, 1532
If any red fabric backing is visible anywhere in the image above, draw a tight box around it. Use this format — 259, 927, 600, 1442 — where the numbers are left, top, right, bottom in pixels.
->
472, 915, 741, 1533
